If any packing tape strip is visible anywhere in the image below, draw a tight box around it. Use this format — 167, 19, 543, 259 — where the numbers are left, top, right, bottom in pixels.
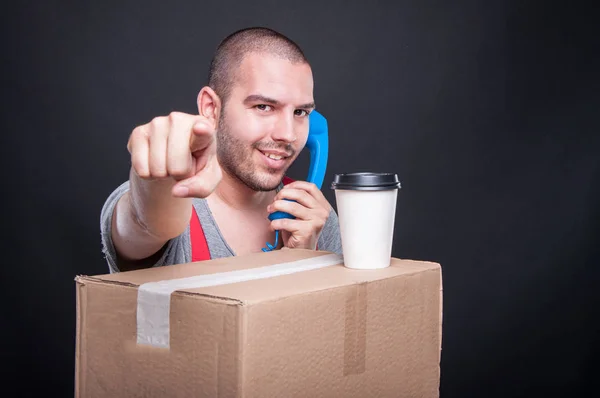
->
137, 253, 344, 348
344, 282, 368, 375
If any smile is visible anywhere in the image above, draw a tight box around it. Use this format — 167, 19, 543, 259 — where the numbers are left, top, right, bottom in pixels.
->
265, 153, 284, 160
257, 149, 290, 170
258, 150, 290, 160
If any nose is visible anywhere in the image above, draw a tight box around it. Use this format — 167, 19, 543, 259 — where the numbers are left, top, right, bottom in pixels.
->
271, 113, 296, 143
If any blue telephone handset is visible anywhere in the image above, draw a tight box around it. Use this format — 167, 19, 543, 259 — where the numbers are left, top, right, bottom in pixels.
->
262, 110, 329, 251
303, 109, 329, 191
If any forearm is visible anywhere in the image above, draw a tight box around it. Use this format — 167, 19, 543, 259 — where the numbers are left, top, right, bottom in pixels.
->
112, 167, 192, 261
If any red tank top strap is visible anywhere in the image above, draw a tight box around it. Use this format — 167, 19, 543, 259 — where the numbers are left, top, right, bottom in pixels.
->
282, 176, 295, 185
190, 205, 211, 262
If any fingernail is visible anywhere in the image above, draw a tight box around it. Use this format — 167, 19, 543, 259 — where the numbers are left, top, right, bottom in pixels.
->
173, 185, 189, 197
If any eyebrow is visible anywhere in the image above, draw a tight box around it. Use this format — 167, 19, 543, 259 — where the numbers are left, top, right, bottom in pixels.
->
243, 94, 316, 110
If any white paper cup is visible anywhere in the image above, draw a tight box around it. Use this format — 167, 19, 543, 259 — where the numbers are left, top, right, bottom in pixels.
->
331, 173, 401, 270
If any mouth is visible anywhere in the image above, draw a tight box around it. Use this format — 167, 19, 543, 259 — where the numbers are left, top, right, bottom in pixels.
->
257, 149, 291, 170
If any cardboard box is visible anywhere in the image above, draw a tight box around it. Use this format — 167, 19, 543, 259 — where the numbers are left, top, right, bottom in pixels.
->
75, 249, 443, 397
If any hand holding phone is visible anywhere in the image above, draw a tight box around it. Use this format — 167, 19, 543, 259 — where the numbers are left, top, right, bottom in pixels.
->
267, 181, 332, 250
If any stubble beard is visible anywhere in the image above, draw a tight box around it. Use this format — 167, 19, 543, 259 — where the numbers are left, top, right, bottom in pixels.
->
216, 113, 295, 192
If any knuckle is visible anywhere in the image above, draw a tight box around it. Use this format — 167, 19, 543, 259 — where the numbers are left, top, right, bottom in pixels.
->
150, 117, 168, 133
319, 209, 329, 220
153, 169, 168, 178
194, 115, 208, 127
168, 164, 190, 178
150, 116, 163, 127
128, 128, 146, 152
313, 217, 324, 229
168, 111, 186, 123
131, 159, 148, 178
130, 125, 140, 137
149, 162, 167, 178
131, 125, 146, 140
168, 169, 185, 179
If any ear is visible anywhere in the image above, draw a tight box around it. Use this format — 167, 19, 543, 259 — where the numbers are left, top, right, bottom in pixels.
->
197, 86, 221, 126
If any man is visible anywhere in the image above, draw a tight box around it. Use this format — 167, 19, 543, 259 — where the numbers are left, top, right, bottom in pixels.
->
100, 27, 342, 273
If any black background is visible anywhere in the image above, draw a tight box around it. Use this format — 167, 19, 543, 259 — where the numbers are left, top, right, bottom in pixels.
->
2, 1, 598, 397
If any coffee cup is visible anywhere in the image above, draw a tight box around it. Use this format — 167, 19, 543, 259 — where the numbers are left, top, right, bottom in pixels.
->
331, 172, 401, 270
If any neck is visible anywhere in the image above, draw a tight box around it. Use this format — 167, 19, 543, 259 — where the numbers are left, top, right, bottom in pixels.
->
212, 169, 277, 211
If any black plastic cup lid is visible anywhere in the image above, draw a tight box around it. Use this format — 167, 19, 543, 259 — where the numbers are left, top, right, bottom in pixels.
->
330, 172, 401, 191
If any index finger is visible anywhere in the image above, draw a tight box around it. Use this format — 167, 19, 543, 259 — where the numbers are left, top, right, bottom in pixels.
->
280, 181, 331, 210
190, 119, 216, 152
281, 180, 323, 197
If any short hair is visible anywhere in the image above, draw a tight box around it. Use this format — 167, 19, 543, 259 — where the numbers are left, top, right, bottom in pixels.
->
208, 27, 309, 104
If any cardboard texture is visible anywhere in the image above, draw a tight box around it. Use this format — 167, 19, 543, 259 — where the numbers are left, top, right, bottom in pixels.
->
75, 249, 443, 398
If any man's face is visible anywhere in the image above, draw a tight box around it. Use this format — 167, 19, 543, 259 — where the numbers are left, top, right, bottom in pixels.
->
216, 52, 315, 191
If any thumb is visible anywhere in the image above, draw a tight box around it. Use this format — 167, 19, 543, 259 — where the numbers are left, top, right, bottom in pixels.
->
172, 154, 223, 198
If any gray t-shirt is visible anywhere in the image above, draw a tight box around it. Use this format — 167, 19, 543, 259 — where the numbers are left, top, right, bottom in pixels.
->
100, 180, 343, 273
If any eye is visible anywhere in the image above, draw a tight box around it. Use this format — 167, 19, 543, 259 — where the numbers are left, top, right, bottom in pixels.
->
294, 109, 309, 117
256, 104, 273, 112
